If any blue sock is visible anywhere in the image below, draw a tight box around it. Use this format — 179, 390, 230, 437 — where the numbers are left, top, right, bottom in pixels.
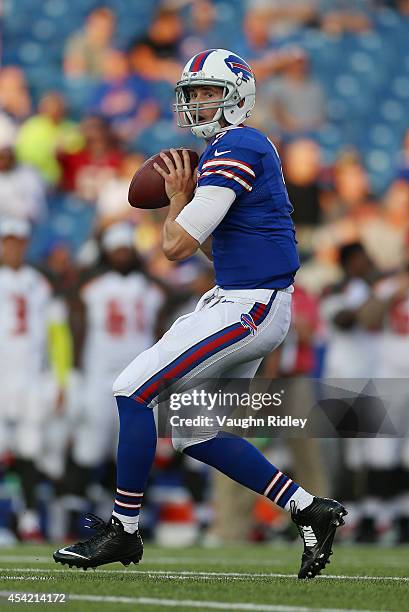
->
113, 395, 156, 519
184, 432, 310, 510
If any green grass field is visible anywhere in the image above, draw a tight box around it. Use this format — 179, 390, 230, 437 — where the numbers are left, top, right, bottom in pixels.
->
0, 543, 407, 611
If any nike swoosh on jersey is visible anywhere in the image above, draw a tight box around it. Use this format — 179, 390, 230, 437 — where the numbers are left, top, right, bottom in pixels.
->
214, 149, 232, 157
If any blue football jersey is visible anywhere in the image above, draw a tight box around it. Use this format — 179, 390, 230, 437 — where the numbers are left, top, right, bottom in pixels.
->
197, 126, 300, 289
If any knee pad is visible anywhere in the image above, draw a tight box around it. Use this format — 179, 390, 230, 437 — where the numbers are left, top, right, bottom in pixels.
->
112, 370, 130, 397
112, 349, 155, 397
172, 431, 218, 454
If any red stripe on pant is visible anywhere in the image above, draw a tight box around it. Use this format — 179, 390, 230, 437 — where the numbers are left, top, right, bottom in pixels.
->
138, 324, 247, 404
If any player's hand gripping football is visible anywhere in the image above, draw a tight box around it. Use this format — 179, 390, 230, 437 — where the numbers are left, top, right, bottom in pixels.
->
153, 148, 197, 204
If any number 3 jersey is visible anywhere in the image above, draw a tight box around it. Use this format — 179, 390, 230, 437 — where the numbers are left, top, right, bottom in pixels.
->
80, 271, 164, 377
197, 126, 300, 289
0, 265, 51, 376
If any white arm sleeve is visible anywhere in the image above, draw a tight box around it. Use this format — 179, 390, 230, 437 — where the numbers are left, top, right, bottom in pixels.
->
175, 185, 236, 244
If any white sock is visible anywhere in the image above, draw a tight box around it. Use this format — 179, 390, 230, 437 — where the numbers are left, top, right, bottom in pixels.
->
284, 487, 314, 512
112, 511, 139, 534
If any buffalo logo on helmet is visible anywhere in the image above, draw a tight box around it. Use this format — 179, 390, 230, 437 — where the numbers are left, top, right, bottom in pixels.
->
240, 313, 257, 335
224, 54, 253, 82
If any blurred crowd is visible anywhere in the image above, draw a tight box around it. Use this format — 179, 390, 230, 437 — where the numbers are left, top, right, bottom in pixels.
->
0, 0, 409, 547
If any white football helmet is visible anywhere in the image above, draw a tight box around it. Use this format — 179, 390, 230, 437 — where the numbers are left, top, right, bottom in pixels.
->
174, 48, 256, 139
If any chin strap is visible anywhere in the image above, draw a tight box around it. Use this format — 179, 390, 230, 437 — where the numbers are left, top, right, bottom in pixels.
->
191, 120, 224, 139
190, 105, 228, 139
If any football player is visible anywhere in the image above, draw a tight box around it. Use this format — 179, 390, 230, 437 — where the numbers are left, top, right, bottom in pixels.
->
320, 243, 381, 541
355, 246, 409, 543
54, 49, 346, 578
0, 218, 51, 540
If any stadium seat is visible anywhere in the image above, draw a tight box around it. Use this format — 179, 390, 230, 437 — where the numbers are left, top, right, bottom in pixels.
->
31, 19, 57, 42
50, 195, 95, 252
380, 99, 406, 124
41, 0, 69, 18
335, 74, 361, 98
392, 76, 409, 100
132, 121, 197, 157
63, 78, 97, 120
369, 124, 398, 148
26, 193, 96, 261
18, 42, 43, 65
365, 148, 395, 194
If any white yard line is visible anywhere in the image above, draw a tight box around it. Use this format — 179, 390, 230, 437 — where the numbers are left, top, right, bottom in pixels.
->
0, 576, 52, 581
0, 591, 383, 612
0, 555, 284, 566
0, 555, 405, 568
0, 556, 52, 563
0, 567, 408, 583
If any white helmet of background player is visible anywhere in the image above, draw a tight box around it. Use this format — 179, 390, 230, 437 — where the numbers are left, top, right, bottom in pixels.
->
175, 48, 256, 139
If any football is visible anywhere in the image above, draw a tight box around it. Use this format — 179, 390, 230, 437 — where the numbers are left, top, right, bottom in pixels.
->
128, 148, 199, 209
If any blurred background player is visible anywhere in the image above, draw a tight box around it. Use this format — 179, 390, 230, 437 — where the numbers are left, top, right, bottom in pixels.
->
352, 239, 409, 543
0, 219, 52, 541
55, 223, 164, 537
320, 242, 381, 540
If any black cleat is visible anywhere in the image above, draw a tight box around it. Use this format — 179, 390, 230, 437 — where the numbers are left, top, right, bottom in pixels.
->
53, 514, 143, 570
291, 497, 347, 580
